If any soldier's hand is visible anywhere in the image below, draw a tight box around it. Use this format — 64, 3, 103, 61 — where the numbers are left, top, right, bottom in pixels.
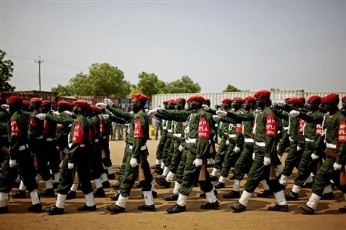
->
1, 104, 9, 110
9, 159, 17, 167
68, 162, 74, 169
234, 146, 241, 153
276, 100, 285, 107
202, 104, 210, 111
333, 162, 342, 171
104, 98, 114, 107
192, 158, 202, 167
290, 110, 300, 118
148, 109, 158, 116
207, 158, 215, 165
311, 152, 319, 160
102, 114, 110, 120
36, 113, 46, 120
63, 110, 73, 116
130, 158, 138, 167
212, 115, 221, 122
96, 102, 107, 109
52, 110, 60, 116
216, 110, 227, 117
226, 140, 230, 146
263, 156, 271, 166
178, 144, 185, 152
297, 145, 303, 151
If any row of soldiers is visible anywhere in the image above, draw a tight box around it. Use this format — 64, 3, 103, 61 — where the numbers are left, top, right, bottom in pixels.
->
0, 96, 124, 214
149, 91, 346, 214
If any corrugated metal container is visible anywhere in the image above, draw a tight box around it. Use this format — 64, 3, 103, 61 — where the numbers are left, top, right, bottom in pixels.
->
1, 90, 58, 105
152, 90, 345, 109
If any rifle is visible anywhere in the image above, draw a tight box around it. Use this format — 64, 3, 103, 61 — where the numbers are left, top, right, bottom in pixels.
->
181, 142, 197, 154
198, 160, 207, 181
269, 163, 276, 180
138, 162, 146, 182
340, 165, 346, 187
73, 167, 79, 184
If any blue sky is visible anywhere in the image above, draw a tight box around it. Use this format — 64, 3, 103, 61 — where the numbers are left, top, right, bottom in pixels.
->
1, 0, 345, 93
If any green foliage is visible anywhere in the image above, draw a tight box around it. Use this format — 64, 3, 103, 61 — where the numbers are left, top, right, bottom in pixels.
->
165, 76, 201, 93
0, 50, 15, 91
136, 72, 167, 98
51, 84, 74, 96
223, 84, 241, 92
51, 63, 131, 98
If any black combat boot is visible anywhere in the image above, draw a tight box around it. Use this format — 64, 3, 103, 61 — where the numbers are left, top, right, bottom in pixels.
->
267, 204, 288, 212
77, 204, 97, 211
66, 191, 77, 200
223, 190, 240, 199
137, 204, 156, 212
229, 202, 246, 213
106, 204, 125, 214
200, 201, 219, 209
167, 204, 186, 214
285, 191, 298, 201
299, 204, 315, 215
27, 203, 43, 213
164, 193, 179, 201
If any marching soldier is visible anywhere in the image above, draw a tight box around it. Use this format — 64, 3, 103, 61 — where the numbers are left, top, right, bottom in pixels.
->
230, 90, 288, 213
44, 100, 97, 215
166, 95, 219, 214
0, 96, 42, 213
106, 94, 155, 213
299, 93, 346, 214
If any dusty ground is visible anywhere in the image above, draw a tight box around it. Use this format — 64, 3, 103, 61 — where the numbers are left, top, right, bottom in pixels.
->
0, 138, 345, 230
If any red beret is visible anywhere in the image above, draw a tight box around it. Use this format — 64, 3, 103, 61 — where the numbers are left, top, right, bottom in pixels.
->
41, 100, 51, 106
90, 105, 101, 113
243, 96, 256, 103
299, 97, 306, 104
174, 98, 185, 104
321, 97, 327, 104
132, 93, 148, 102
254, 90, 271, 99
342, 96, 346, 102
287, 98, 301, 105
222, 98, 233, 104
22, 100, 30, 106
8, 96, 22, 104
232, 97, 244, 103
57, 100, 70, 107
30, 97, 42, 103
307, 95, 321, 103
168, 99, 176, 104
73, 100, 90, 108
324, 93, 339, 104
163, 100, 170, 105
187, 95, 205, 103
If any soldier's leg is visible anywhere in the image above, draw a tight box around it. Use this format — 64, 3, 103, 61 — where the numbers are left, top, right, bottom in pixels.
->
223, 144, 254, 198
300, 157, 334, 214
279, 141, 299, 186
210, 137, 227, 179
286, 146, 314, 200
0, 155, 19, 213
216, 143, 235, 188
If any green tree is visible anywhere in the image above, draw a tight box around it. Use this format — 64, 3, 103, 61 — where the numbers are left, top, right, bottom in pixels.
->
165, 76, 201, 93
223, 84, 241, 92
51, 84, 74, 96
136, 72, 167, 99
51, 63, 131, 97
0, 50, 15, 91
88, 63, 130, 97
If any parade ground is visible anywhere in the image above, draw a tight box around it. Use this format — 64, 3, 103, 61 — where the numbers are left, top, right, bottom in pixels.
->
0, 138, 345, 230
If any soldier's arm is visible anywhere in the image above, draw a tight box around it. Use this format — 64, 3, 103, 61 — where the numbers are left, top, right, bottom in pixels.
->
157, 109, 190, 122
298, 111, 324, 124
108, 106, 134, 121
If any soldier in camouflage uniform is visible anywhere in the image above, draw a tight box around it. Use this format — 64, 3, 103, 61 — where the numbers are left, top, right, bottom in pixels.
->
214, 97, 244, 189
230, 90, 288, 213
285, 96, 324, 200
217, 96, 256, 199
300, 93, 346, 214
0, 96, 42, 214
154, 98, 187, 189
209, 98, 233, 181
166, 95, 219, 214
44, 100, 97, 215
106, 94, 155, 214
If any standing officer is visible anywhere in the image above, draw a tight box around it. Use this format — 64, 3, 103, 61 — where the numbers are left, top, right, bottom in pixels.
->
106, 93, 155, 213
230, 90, 288, 213
0, 96, 42, 213
166, 95, 219, 214
299, 93, 346, 214
44, 100, 97, 215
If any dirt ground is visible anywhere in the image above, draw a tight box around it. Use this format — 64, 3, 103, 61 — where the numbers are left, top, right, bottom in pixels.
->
0, 138, 345, 230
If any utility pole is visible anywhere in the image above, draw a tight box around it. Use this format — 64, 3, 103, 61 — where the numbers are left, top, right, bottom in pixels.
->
34, 56, 44, 91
